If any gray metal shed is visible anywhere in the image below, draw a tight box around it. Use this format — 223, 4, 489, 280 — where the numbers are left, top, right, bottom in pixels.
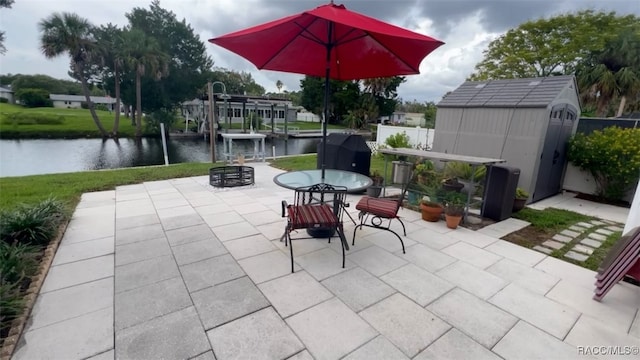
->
432, 75, 581, 203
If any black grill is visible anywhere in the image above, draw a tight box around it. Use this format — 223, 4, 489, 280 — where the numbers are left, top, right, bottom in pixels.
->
317, 133, 371, 176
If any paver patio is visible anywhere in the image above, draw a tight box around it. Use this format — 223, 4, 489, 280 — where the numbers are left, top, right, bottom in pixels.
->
11, 162, 640, 359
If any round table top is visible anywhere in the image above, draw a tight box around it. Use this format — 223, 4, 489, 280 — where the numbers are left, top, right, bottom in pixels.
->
273, 169, 373, 192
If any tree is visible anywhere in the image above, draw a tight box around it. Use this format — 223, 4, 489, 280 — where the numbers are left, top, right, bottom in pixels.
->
121, 28, 168, 137
470, 11, 640, 80
10, 74, 82, 95
123, 0, 213, 114
362, 76, 405, 118
276, 80, 283, 93
39, 12, 108, 137
299, 76, 361, 124
15, 88, 52, 108
577, 29, 640, 117
208, 68, 265, 95
93, 24, 125, 136
0, 0, 13, 54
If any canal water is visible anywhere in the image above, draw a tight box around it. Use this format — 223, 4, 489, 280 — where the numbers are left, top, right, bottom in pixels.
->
0, 137, 320, 177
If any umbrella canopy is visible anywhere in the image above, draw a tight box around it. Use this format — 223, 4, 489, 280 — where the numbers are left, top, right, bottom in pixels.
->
209, 1, 444, 178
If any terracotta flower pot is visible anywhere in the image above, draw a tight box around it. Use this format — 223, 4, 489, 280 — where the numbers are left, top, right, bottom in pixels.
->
445, 214, 462, 229
420, 203, 443, 222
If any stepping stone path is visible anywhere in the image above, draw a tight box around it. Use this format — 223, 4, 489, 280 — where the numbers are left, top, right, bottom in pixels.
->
535, 219, 624, 263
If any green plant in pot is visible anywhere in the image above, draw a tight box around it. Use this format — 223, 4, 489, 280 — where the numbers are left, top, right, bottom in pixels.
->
443, 192, 465, 229
513, 187, 529, 212
420, 198, 443, 222
444, 162, 486, 194
441, 177, 464, 193
366, 170, 384, 198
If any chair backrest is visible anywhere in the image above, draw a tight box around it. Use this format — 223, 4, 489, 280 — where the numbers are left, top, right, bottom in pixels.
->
294, 183, 348, 222
394, 170, 415, 212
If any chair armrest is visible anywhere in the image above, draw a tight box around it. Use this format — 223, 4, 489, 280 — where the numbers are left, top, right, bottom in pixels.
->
281, 200, 288, 217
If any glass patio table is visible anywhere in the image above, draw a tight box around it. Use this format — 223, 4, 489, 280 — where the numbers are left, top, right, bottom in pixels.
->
273, 169, 373, 193
274, 169, 373, 239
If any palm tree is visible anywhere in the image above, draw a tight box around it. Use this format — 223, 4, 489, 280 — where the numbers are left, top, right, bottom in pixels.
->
577, 30, 640, 117
121, 28, 168, 137
39, 12, 108, 137
94, 24, 125, 137
276, 80, 283, 93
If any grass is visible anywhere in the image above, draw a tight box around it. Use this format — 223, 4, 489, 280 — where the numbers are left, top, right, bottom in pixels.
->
0, 103, 148, 138
512, 207, 593, 233
583, 231, 623, 271
509, 206, 624, 272
0, 162, 217, 211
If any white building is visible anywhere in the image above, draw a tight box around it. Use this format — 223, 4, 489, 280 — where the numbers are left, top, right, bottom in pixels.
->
0, 86, 14, 104
49, 94, 118, 111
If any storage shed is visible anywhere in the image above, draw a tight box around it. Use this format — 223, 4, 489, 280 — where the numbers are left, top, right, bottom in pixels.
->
432, 75, 581, 202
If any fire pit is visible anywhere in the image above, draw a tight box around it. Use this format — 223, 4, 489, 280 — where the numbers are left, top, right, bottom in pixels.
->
210, 166, 254, 188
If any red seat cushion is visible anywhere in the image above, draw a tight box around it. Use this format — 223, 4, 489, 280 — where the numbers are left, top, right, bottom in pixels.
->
288, 204, 338, 229
355, 196, 399, 218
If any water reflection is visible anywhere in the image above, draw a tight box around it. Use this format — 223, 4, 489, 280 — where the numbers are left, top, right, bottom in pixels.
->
0, 137, 320, 177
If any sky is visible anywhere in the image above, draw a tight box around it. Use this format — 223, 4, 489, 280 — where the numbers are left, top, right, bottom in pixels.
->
0, 0, 638, 103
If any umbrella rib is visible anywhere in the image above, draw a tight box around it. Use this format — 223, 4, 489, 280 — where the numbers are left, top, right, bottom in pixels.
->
260, 17, 326, 68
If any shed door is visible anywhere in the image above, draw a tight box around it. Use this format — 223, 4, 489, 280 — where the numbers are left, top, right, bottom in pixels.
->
533, 104, 576, 201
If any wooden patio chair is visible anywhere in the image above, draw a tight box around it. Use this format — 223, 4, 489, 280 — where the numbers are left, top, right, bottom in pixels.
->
281, 183, 349, 273
352, 172, 413, 253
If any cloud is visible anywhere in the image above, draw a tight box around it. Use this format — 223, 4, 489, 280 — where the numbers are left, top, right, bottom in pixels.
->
1, 0, 638, 102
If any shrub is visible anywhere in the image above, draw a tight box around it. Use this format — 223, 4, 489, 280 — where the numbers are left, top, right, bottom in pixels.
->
3, 112, 64, 125
0, 242, 40, 285
384, 131, 411, 148
244, 114, 263, 131
15, 88, 52, 108
567, 127, 640, 201
0, 97, 8, 103
0, 282, 25, 333
95, 104, 109, 112
0, 198, 66, 246
80, 101, 89, 109
444, 162, 486, 183
146, 109, 178, 134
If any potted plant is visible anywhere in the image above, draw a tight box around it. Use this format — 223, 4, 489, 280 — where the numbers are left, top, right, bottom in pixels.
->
367, 170, 384, 197
441, 177, 464, 193
420, 199, 443, 222
414, 161, 435, 185
513, 188, 529, 212
443, 192, 465, 229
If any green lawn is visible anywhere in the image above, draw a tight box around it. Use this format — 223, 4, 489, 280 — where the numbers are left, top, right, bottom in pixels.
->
0, 103, 147, 138
270, 153, 393, 182
0, 163, 217, 211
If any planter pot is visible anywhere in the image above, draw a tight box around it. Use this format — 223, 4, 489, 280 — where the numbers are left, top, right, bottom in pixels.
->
420, 203, 443, 222
445, 214, 462, 229
407, 190, 421, 205
366, 186, 382, 198
513, 198, 527, 212
442, 182, 464, 193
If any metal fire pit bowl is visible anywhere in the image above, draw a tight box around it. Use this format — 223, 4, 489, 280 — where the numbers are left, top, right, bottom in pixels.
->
209, 166, 254, 188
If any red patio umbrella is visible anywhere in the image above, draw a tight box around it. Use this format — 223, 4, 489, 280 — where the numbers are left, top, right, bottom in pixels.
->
209, 1, 444, 179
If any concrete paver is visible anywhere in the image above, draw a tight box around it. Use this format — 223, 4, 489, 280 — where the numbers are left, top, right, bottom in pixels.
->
15, 163, 638, 360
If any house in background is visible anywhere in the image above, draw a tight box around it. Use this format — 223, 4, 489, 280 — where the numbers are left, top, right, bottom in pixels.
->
0, 86, 14, 104
49, 94, 117, 111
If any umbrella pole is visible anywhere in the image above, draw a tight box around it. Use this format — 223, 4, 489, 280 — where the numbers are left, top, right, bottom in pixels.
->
321, 23, 334, 183
322, 69, 330, 182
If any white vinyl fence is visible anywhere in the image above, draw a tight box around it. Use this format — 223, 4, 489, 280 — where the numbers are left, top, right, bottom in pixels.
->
376, 124, 435, 150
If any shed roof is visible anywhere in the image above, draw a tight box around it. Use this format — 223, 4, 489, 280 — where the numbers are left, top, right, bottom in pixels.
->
438, 75, 576, 108
0, 86, 13, 93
